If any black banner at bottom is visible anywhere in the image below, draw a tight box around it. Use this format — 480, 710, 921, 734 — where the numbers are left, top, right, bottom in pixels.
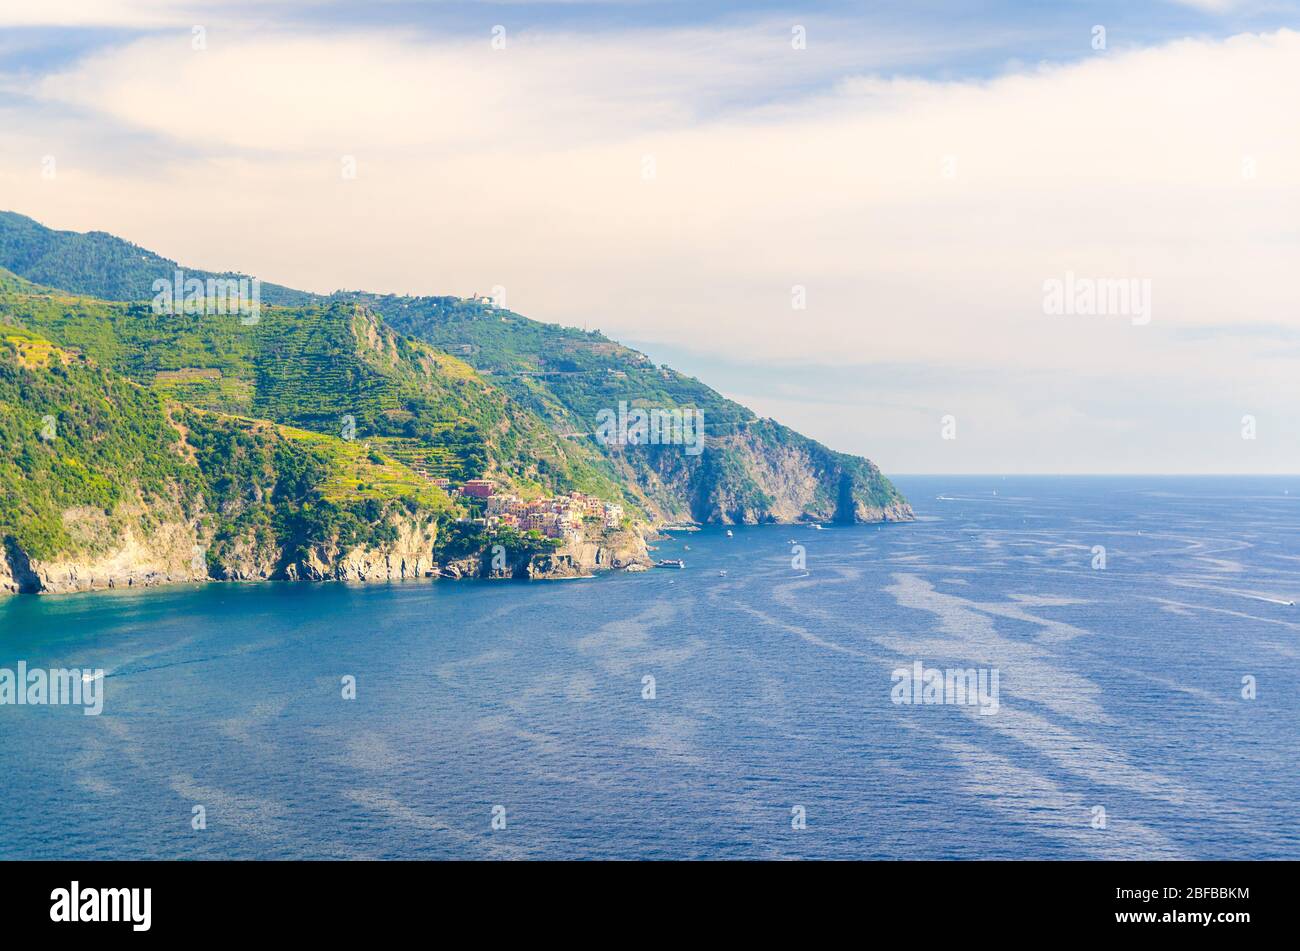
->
0, 860, 1280, 938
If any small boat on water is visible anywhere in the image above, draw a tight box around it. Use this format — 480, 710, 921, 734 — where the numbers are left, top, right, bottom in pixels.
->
811, 523, 825, 530
726, 530, 734, 537
718, 570, 727, 577
655, 559, 685, 569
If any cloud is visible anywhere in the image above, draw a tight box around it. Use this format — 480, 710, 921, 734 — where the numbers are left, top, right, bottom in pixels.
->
0, 0, 197, 27
0, 0, 338, 28
1165, 0, 1244, 11
3, 23, 1298, 471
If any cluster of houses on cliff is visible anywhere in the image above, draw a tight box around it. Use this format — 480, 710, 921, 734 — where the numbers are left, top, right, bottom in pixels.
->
432, 478, 624, 543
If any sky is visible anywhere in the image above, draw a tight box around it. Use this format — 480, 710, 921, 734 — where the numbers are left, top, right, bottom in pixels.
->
1, 1, 1297, 474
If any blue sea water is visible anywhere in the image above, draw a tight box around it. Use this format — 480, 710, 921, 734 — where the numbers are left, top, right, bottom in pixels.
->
1, 476, 1297, 860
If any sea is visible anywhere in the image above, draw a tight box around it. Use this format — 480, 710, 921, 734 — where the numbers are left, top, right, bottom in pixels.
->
1, 476, 1297, 860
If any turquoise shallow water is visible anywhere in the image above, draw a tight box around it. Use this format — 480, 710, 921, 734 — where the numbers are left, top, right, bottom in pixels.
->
1, 476, 1297, 859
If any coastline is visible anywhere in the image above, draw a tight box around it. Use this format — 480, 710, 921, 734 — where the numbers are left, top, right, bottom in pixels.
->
1, 507, 914, 598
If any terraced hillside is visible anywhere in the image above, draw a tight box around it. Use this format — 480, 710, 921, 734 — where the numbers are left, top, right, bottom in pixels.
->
0, 212, 912, 527
354, 293, 911, 523
0, 324, 456, 592
0, 279, 630, 504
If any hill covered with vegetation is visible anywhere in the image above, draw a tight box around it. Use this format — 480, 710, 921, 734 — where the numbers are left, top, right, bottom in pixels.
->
359, 293, 909, 523
1, 280, 626, 501
0, 211, 910, 594
0, 210, 311, 307
0, 322, 459, 592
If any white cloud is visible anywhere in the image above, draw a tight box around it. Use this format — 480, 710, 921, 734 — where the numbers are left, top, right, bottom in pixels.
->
3, 23, 1298, 471
1165, 0, 1244, 12
0, 1, 198, 27
0, 0, 336, 28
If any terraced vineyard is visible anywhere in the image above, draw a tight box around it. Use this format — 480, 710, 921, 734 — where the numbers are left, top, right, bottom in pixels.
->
370, 434, 461, 480
276, 426, 454, 508
250, 304, 394, 430
0, 279, 638, 510
361, 293, 757, 438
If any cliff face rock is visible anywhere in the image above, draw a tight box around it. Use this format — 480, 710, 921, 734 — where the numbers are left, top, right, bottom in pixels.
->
608, 422, 914, 526
527, 529, 651, 579
279, 512, 437, 582
435, 527, 651, 581
0, 541, 39, 593
282, 514, 437, 582
1, 507, 206, 595
210, 532, 280, 582
2, 507, 442, 595
851, 499, 914, 523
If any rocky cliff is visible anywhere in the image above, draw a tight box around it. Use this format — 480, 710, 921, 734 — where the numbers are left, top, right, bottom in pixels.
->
370, 295, 914, 527
0, 493, 208, 595
436, 527, 650, 581
281, 511, 438, 582
2, 504, 651, 595
604, 420, 914, 526
1, 507, 441, 595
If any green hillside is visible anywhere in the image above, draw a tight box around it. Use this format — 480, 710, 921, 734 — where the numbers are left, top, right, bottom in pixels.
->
354, 293, 906, 519
0, 212, 910, 530
0, 282, 629, 505
0, 210, 311, 306
0, 324, 188, 558
341, 293, 748, 431
0, 325, 452, 574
